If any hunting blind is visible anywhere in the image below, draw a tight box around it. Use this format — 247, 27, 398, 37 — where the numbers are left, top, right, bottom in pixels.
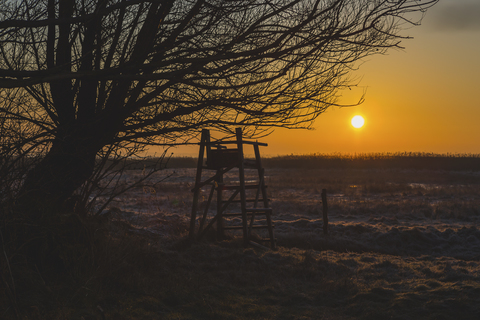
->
189, 128, 276, 249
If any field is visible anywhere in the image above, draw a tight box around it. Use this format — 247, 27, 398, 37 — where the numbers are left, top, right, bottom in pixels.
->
80, 155, 480, 319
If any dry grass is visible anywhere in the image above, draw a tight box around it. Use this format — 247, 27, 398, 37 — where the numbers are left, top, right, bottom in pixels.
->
3, 157, 480, 319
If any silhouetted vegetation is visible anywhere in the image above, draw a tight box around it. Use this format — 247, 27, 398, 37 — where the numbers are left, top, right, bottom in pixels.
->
263, 152, 480, 171
162, 152, 480, 171
0, 0, 438, 221
0, 0, 440, 318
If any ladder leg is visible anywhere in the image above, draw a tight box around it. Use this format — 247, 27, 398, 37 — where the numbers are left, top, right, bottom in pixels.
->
189, 129, 208, 242
248, 173, 263, 237
236, 128, 249, 246
216, 170, 225, 240
198, 183, 215, 234
254, 144, 276, 249
265, 210, 276, 249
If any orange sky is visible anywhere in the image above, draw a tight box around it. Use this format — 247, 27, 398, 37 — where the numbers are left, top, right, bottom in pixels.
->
168, 0, 480, 157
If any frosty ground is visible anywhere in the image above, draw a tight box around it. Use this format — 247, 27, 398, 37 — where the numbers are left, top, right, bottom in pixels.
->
98, 166, 480, 319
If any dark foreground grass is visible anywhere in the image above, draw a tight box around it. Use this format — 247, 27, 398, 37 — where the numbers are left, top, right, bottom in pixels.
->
4, 157, 480, 319
2, 231, 354, 319
101, 241, 480, 320
6, 230, 480, 320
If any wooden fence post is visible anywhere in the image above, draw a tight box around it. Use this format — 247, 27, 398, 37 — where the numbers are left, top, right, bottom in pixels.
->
321, 189, 328, 235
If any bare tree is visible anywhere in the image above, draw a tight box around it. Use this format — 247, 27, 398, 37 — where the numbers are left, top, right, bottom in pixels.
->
0, 0, 437, 217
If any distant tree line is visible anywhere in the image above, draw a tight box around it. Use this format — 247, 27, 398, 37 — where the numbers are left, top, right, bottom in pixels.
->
158, 153, 480, 171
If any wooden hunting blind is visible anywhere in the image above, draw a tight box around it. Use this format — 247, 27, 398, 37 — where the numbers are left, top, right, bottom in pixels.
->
189, 128, 276, 249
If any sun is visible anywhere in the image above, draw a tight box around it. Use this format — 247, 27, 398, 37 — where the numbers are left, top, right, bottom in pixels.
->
351, 115, 365, 128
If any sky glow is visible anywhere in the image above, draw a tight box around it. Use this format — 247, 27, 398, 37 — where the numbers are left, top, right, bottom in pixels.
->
168, 0, 480, 156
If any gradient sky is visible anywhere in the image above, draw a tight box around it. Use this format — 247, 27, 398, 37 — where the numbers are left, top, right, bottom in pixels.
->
169, 0, 480, 157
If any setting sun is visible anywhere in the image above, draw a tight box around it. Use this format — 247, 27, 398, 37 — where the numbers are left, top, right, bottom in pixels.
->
351, 115, 365, 128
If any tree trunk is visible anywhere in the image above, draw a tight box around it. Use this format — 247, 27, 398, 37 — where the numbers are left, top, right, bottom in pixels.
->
18, 139, 97, 219
13, 130, 101, 275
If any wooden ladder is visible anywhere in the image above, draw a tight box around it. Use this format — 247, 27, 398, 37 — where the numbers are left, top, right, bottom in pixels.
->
189, 128, 276, 249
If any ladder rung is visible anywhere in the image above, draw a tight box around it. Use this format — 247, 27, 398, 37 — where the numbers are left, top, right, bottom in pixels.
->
221, 213, 245, 217
220, 184, 265, 190
224, 225, 271, 230
221, 199, 269, 204
255, 238, 277, 242
221, 211, 271, 216
245, 208, 272, 213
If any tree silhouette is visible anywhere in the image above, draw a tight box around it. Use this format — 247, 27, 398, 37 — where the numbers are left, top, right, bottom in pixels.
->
0, 0, 437, 217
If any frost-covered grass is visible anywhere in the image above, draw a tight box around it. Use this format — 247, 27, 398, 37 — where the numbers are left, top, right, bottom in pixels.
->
10, 165, 477, 319
62, 166, 479, 319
